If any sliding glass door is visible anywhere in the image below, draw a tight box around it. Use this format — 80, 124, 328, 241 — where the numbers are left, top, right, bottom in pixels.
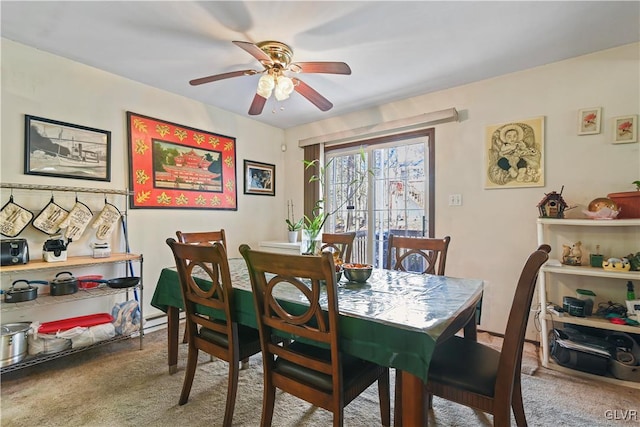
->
325, 132, 433, 267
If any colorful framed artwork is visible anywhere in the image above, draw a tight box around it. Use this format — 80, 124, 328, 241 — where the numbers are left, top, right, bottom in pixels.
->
126, 112, 237, 210
484, 116, 545, 189
577, 107, 601, 135
243, 160, 275, 196
612, 115, 637, 144
24, 115, 111, 182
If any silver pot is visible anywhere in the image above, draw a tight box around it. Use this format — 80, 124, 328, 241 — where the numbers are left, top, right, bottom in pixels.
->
1, 322, 30, 367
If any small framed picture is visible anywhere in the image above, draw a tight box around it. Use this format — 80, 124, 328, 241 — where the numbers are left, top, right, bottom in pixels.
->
25, 115, 111, 181
244, 160, 275, 196
612, 115, 637, 144
577, 107, 601, 135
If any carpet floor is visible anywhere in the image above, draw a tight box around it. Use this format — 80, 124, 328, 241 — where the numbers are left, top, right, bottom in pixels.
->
1, 327, 638, 426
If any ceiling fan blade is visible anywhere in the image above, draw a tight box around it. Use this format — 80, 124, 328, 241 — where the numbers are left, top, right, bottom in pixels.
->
290, 62, 351, 75
248, 94, 267, 116
189, 70, 257, 86
292, 78, 333, 112
232, 41, 273, 66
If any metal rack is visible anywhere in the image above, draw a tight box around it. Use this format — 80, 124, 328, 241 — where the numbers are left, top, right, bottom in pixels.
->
1, 183, 143, 374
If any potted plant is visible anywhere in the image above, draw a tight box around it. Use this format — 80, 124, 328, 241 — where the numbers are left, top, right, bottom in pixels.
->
301, 149, 372, 255
607, 180, 640, 219
285, 200, 303, 243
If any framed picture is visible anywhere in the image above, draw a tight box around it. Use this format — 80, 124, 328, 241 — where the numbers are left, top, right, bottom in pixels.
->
484, 116, 545, 189
244, 160, 275, 196
24, 115, 111, 181
577, 107, 601, 135
612, 115, 637, 144
126, 112, 237, 210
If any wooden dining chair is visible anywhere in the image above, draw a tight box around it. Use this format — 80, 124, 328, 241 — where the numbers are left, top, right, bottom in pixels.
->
321, 232, 357, 263
166, 238, 262, 427
175, 229, 228, 343
386, 234, 451, 275
424, 244, 551, 427
239, 244, 391, 427
388, 234, 451, 425
176, 229, 227, 247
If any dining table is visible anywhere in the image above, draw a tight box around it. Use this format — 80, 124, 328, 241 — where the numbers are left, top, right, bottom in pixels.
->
151, 257, 483, 426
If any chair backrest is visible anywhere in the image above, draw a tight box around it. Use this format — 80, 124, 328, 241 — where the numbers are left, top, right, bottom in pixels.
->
176, 229, 227, 248
166, 238, 236, 346
386, 235, 451, 275
321, 232, 356, 263
495, 244, 550, 401
239, 245, 342, 390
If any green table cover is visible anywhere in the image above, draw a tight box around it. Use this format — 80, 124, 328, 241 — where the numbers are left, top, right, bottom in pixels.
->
151, 258, 483, 381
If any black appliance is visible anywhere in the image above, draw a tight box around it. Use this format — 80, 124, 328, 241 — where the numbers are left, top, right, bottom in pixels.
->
550, 328, 612, 376
0, 239, 29, 266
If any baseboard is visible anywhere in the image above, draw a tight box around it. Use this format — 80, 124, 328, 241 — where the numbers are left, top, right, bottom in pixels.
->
477, 328, 540, 346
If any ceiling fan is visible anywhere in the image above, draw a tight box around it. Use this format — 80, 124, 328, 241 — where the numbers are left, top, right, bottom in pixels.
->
189, 40, 351, 116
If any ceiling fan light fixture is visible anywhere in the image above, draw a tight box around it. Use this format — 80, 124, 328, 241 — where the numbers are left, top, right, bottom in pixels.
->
257, 73, 275, 98
274, 76, 294, 101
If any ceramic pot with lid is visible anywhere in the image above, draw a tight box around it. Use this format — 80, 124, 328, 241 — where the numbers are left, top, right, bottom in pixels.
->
4, 279, 47, 303
50, 272, 79, 296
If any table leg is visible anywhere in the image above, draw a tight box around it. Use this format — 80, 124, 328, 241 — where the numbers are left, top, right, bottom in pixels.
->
167, 306, 179, 374
463, 316, 477, 341
399, 370, 425, 426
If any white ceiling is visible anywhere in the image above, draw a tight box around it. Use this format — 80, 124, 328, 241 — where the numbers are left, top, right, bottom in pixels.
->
2, 1, 639, 129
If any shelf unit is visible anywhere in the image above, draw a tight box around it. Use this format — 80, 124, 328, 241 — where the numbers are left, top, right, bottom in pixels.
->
536, 217, 640, 389
0, 183, 143, 374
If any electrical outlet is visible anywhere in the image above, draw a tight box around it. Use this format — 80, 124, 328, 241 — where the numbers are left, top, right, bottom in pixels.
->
448, 194, 462, 206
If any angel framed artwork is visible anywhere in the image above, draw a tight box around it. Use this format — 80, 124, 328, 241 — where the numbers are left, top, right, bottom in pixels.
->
126, 112, 237, 210
485, 117, 545, 189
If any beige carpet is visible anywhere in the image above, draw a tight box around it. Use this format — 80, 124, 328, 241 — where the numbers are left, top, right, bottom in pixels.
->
1, 328, 638, 427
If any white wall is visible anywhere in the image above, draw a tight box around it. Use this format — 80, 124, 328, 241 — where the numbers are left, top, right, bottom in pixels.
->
2, 38, 639, 340
1, 39, 286, 322
284, 43, 640, 339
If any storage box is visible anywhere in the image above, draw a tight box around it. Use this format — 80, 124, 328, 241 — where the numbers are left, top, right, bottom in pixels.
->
607, 191, 640, 219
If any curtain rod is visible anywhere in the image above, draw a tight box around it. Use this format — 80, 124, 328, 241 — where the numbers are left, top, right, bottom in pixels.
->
298, 107, 458, 148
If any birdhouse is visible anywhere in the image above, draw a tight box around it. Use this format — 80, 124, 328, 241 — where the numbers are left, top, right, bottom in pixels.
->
537, 190, 569, 218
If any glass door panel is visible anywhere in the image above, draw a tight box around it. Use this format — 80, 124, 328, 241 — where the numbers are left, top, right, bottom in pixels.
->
326, 136, 429, 267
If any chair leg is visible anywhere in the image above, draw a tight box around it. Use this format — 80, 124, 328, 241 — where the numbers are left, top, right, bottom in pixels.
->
393, 369, 402, 427
511, 378, 528, 427
260, 380, 276, 427
182, 327, 188, 344
333, 409, 344, 427
493, 407, 511, 427
223, 358, 240, 427
378, 369, 391, 427
178, 346, 199, 405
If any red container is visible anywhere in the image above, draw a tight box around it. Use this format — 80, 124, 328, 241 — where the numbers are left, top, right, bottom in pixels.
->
607, 191, 640, 219
38, 313, 114, 334
77, 275, 103, 289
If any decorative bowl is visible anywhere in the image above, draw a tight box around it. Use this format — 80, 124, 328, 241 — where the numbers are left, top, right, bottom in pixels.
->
342, 263, 373, 283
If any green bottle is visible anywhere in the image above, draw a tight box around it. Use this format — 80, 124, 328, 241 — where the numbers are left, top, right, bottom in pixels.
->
627, 281, 636, 300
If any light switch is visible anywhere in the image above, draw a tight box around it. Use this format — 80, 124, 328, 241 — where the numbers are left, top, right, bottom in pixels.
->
448, 194, 462, 206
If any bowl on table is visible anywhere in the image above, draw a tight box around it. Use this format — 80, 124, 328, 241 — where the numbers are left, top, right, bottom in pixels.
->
342, 263, 373, 283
